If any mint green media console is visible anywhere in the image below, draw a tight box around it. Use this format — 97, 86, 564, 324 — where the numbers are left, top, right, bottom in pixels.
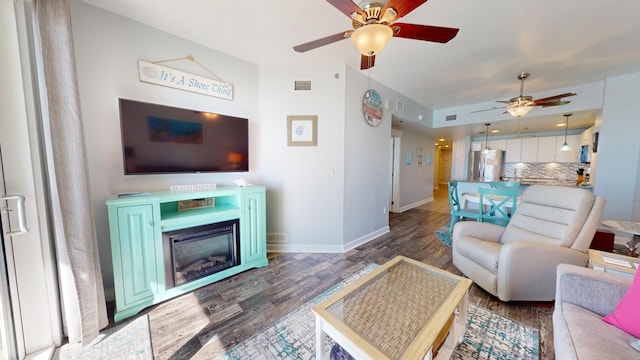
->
106, 186, 267, 322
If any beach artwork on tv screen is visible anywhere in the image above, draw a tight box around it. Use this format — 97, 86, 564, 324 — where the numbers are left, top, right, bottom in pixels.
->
147, 117, 203, 144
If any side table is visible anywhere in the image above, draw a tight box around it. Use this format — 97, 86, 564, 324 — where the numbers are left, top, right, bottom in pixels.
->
588, 249, 638, 278
601, 220, 640, 257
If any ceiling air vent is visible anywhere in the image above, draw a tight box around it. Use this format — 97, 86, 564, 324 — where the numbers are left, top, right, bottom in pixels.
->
445, 114, 457, 121
294, 80, 312, 92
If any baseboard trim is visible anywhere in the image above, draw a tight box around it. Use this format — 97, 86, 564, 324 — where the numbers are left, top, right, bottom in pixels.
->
267, 226, 390, 254
397, 197, 434, 213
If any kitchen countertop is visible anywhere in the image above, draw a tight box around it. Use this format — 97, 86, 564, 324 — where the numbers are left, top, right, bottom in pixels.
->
453, 178, 592, 188
502, 177, 593, 188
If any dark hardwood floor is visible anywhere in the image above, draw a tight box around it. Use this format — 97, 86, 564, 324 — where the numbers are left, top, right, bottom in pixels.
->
129, 187, 554, 359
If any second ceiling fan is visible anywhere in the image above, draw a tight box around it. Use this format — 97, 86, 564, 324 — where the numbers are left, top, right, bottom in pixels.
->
293, 0, 459, 70
473, 73, 577, 117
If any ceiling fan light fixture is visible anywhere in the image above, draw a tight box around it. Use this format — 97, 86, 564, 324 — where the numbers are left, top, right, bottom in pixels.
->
507, 105, 532, 117
351, 24, 393, 56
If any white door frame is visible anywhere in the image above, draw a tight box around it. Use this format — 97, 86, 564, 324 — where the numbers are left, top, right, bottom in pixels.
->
1, 0, 62, 357
390, 129, 402, 213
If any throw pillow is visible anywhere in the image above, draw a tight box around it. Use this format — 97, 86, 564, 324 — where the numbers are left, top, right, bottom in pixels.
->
603, 269, 640, 337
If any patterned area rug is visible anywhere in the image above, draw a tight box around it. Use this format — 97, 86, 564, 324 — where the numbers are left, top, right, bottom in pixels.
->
435, 226, 452, 247
223, 263, 539, 360
58, 314, 153, 359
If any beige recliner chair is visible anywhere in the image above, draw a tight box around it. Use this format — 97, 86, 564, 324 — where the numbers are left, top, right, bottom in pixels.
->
452, 185, 606, 301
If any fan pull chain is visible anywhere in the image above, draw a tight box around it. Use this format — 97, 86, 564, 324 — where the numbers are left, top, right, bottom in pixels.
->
367, 53, 372, 90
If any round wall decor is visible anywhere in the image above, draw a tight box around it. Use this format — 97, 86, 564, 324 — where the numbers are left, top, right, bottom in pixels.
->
362, 89, 383, 127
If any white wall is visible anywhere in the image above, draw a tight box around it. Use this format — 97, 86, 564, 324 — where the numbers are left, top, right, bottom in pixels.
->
70, 1, 259, 294
258, 64, 346, 252
342, 69, 393, 247
395, 129, 435, 211
595, 71, 640, 221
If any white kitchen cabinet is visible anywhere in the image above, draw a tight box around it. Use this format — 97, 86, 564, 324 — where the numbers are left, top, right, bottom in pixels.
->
505, 138, 522, 162
488, 139, 507, 151
471, 141, 483, 151
520, 138, 538, 162
555, 135, 579, 162
537, 137, 557, 162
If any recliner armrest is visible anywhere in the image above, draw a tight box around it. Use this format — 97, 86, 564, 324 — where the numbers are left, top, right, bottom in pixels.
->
452, 221, 505, 244
555, 263, 631, 316
497, 242, 589, 301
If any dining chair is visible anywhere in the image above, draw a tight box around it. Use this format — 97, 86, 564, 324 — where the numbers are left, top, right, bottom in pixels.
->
478, 187, 520, 226
448, 181, 482, 233
489, 181, 521, 189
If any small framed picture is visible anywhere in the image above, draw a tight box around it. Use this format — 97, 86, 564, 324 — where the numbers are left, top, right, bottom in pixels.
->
287, 115, 318, 146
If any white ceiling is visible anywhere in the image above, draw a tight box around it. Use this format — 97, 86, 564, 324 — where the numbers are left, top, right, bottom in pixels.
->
80, 0, 640, 145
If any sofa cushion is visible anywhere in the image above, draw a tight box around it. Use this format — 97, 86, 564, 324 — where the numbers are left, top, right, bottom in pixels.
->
562, 303, 637, 359
603, 270, 640, 337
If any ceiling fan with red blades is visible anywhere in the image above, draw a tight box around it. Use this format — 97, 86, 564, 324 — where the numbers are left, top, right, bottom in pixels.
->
293, 0, 459, 70
473, 73, 577, 117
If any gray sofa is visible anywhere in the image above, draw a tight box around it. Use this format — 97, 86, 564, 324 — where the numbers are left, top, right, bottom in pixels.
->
553, 264, 637, 359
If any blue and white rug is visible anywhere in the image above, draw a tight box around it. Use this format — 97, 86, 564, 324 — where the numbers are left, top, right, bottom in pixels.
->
435, 226, 452, 247
223, 263, 539, 360
58, 314, 152, 359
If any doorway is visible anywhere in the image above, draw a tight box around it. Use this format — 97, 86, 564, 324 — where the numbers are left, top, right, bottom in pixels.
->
439, 148, 453, 186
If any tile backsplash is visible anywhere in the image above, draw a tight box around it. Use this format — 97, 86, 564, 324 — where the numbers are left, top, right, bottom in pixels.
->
504, 162, 590, 181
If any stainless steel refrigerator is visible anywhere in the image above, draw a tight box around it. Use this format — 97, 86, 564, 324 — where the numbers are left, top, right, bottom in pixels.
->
469, 150, 505, 182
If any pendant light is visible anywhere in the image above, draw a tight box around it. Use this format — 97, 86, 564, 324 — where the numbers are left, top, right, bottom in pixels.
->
561, 114, 572, 151
483, 123, 491, 153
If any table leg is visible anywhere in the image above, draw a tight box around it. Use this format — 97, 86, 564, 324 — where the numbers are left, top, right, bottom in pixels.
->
315, 316, 325, 360
628, 234, 640, 257
457, 291, 469, 343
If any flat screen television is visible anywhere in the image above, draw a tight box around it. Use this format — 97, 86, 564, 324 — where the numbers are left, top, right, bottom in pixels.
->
118, 98, 249, 174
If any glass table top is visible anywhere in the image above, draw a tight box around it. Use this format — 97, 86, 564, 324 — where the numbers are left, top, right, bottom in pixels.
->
324, 258, 463, 359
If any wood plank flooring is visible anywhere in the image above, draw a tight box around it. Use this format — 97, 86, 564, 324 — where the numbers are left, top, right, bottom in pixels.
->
121, 187, 554, 359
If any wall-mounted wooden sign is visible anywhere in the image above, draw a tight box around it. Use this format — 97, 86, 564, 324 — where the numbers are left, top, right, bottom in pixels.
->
138, 60, 233, 100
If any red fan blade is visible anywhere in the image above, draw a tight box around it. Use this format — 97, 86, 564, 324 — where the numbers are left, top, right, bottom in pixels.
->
293, 31, 352, 52
326, 0, 363, 17
382, 0, 428, 18
392, 23, 459, 43
361, 54, 376, 70
540, 101, 571, 107
532, 92, 577, 105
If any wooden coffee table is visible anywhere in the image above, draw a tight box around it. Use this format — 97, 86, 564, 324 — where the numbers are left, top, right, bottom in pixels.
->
313, 256, 472, 360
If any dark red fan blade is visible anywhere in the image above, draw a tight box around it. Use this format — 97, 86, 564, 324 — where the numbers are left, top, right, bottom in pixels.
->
382, 0, 428, 18
326, 0, 363, 17
532, 92, 577, 105
361, 54, 376, 70
393, 23, 459, 43
293, 31, 352, 52
540, 101, 571, 107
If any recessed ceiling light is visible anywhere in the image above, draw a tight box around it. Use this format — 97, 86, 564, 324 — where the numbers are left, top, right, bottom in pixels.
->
439, 138, 445, 141
556, 123, 567, 127
491, 129, 500, 133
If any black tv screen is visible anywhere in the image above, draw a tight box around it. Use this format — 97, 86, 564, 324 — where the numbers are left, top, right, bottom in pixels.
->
118, 99, 249, 174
